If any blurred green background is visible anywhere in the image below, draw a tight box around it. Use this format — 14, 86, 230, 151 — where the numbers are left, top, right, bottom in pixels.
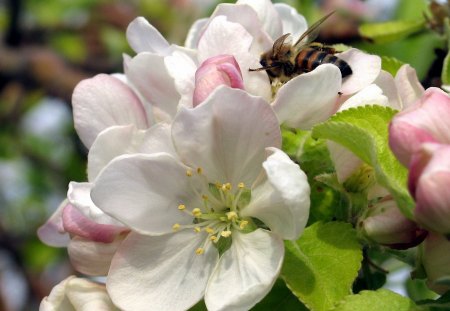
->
0, 0, 445, 310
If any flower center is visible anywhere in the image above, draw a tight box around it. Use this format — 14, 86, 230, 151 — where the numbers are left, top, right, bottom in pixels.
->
172, 167, 252, 255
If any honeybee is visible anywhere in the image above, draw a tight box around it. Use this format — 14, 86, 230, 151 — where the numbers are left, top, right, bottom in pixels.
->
250, 11, 352, 83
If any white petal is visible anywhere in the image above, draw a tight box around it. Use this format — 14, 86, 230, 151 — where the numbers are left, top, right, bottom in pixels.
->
339, 84, 388, 111
126, 17, 170, 55
108, 232, 218, 311
126, 53, 180, 122
237, 0, 283, 40
205, 230, 284, 311
72, 74, 149, 148
197, 16, 253, 63
373, 70, 402, 110
87, 124, 175, 180
274, 3, 307, 41
68, 235, 125, 276
185, 18, 209, 49
172, 87, 281, 187
327, 141, 362, 183
67, 182, 123, 226
338, 48, 381, 95
242, 148, 310, 240
395, 64, 424, 109
91, 153, 202, 234
37, 200, 70, 247
273, 64, 342, 129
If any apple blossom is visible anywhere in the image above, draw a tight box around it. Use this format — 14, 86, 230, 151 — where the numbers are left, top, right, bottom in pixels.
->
90, 87, 310, 311
389, 87, 450, 167
359, 196, 426, 249
408, 143, 450, 235
40, 276, 118, 311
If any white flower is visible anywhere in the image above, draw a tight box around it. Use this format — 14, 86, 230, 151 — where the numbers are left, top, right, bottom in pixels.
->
40, 276, 118, 311
90, 87, 310, 311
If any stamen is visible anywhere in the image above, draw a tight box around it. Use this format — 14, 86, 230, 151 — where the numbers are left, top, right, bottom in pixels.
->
239, 220, 249, 229
238, 182, 245, 189
210, 235, 218, 242
186, 169, 193, 177
221, 230, 232, 238
197, 167, 203, 175
192, 208, 202, 218
195, 248, 204, 255
205, 227, 214, 234
178, 204, 186, 211
202, 194, 208, 201
172, 223, 181, 231
226, 211, 238, 220
194, 227, 201, 233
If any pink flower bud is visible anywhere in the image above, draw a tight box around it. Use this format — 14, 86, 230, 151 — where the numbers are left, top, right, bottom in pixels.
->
422, 232, 450, 294
193, 54, 244, 107
359, 196, 426, 249
411, 143, 450, 235
389, 87, 450, 166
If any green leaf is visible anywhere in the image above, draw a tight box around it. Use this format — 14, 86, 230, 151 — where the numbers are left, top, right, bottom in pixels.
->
332, 289, 418, 311
311, 105, 414, 217
382, 56, 405, 76
359, 19, 426, 44
281, 222, 363, 311
252, 279, 308, 311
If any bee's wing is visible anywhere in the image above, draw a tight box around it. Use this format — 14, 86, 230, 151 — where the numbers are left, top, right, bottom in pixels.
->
272, 33, 292, 57
293, 11, 335, 51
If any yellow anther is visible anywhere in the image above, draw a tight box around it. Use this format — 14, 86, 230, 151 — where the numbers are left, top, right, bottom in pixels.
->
205, 227, 214, 234
192, 208, 202, 217
238, 182, 245, 189
202, 194, 208, 201
210, 235, 218, 242
197, 167, 203, 174
225, 183, 232, 190
215, 182, 222, 189
239, 220, 249, 229
195, 248, 204, 255
178, 204, 186, 210
194, 227, 201, 233
226, 211, 238, 220
221, 230, 232, 238
172, 223, 180, 231
186, 170, 193, 177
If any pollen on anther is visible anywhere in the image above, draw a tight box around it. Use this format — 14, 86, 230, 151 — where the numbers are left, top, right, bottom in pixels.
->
172, 223, 181, 231
197, 167, 203, 175
192, 208, 202, 217
205, 227, 214, 234
195, 248, 204, 255
238, 182, 245, 189
226, 211, 238, 220
223, 183, 232, 191
178, 204, 186, 210
202, 194, 208, 201
215, 182, 222, 189
186, 170, 193, 177
239, 220, 249, 229
210, 235, 218, 242
221, 230, 232, 238
194, 227, 201, 233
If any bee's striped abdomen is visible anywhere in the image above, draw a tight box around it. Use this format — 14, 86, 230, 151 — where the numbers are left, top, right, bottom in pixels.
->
295, 47, 352, 78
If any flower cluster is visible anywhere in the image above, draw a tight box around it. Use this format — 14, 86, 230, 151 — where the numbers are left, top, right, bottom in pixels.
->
38, 0, 450, 309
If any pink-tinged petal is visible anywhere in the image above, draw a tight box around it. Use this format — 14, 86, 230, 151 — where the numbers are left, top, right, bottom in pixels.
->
126, 53, 180, 122
164, 49, 198, 109
126, 17, 170, 55
193, 55, 244, 107
237, 0, 283, 40
40, 276, 118, 310
338, 49, 381, 95
373, 70, 402, 110
87, 124, 175, 181
72, 74, 149, 149
339, 84, 388, 111
327, 141, 363, 183
172, 87, 281, 188
414, 144, 450, 234
395, 64, 424, 109
62, 204, 128, 243
37, 200, 70, 247
422, 233, 450, 294
197, 16, 253, 64
210, 3, 273, 52
185, 18, 209, 49
272, 64, 342, 129
408, 143, 438, 196
205, 229, 283, 311
108, 232, 218, 311
274, 3, 308, 41
242, 148, 310, 240
91, 153, 202, 235
68, 235, 126, 276
67, 182, 123, 226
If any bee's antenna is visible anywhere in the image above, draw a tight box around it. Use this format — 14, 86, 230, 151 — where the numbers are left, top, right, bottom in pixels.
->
249, 65, 278, 72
